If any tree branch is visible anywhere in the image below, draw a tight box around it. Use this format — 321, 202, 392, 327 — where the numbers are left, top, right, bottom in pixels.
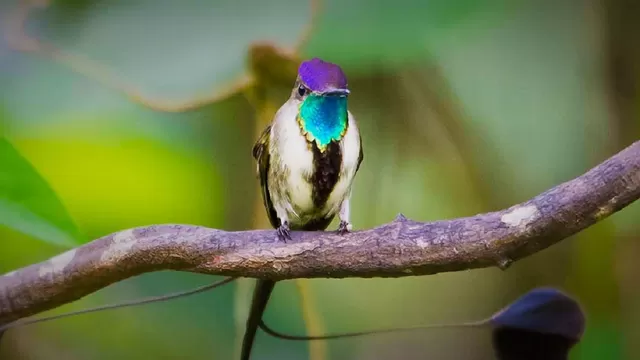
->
1, 141, 639, 325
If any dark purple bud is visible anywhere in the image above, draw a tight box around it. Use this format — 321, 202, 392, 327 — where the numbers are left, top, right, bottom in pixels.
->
490, 287, 586, 360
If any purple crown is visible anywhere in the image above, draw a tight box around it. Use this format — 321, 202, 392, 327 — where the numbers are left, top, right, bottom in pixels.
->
298, 58, 348, 93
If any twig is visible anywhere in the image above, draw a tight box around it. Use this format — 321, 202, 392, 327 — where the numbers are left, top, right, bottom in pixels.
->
4, 0, 321, 113
294, 0, 323, 52
295, 280, 327, 360
1, 141, 639, 326
0, 277, 236, 332
5, 0, 252, 112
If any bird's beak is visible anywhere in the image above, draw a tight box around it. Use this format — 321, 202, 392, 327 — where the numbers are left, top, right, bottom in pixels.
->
325, 88, 350, 96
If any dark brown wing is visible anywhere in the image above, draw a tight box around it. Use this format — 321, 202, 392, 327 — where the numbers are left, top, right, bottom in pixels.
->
252, 125, 270, 161
252, 125, 280, 229
356, 139, 364, 173
355, 127, 364, 173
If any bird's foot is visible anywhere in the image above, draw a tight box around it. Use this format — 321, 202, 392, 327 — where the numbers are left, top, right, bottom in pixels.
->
276, 222, 292, 242
337, 220, 352, 235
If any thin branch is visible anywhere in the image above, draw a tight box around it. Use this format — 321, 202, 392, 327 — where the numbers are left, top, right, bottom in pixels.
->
295, 279, 327, 360
0, 277, 236, 332
1, 141, 639, 326
4, 0, 250, 112
294, 0, 323, 52
4, 0, 321, 112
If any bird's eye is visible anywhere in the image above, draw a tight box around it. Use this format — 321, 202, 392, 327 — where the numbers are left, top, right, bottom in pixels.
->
297, 85, 307, 97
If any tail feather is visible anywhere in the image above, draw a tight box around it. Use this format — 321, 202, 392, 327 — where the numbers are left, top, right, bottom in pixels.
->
240, 279, 276, 360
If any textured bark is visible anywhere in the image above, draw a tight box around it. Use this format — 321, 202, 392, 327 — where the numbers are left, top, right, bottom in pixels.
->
1, 141, 639, 326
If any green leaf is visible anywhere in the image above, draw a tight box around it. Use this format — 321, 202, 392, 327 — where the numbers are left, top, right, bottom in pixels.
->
305, 0, 513, 74
0, 136, 82, 247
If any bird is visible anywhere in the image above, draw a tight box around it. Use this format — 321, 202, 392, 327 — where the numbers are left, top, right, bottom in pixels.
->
243, 57, 363, 360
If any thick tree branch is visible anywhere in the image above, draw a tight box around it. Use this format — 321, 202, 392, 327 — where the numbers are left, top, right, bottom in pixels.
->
1, 141, 639, 325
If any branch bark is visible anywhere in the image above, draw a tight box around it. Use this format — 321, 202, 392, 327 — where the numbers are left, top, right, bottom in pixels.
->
1, 141, 639, 325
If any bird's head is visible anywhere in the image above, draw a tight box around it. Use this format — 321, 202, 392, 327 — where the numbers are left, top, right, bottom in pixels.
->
293, 58, 349, 149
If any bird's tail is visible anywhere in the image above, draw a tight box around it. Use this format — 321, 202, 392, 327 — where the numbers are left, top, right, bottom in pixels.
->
240, 279, 276, 360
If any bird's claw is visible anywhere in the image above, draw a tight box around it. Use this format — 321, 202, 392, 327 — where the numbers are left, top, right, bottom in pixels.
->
276, 222, 292, 242
337, 220, 351, 235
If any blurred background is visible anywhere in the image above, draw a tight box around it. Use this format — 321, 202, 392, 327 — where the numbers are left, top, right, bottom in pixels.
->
0, 0, 638, 359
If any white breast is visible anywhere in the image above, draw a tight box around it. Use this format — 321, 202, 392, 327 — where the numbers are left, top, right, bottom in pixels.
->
324, 111, 361, 213
269, 101, 315, 218
268, 101, 361, 225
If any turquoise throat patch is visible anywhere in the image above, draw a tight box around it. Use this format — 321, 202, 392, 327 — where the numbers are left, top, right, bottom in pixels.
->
299, 94, 348, 148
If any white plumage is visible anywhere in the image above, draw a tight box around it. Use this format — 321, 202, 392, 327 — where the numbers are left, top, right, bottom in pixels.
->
267, 99, 361, 229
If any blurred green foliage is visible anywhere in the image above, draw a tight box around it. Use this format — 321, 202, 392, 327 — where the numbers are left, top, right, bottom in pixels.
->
1, 0, 638, 359
0, 134, 82, 246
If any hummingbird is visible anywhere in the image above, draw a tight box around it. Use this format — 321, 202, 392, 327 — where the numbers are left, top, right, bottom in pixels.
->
243, 58, 363, 360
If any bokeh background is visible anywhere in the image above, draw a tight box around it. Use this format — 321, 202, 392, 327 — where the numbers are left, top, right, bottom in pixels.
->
1, 0, 638, 359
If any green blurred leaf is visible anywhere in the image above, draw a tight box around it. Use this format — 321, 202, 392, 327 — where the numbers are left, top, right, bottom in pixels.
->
572, 320, 622, 360
0, 136, 82, 247
305, 0, 512, 74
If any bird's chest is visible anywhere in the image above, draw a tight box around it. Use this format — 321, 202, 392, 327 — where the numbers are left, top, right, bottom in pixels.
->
272, 129, 316, 214
269, 123, 353, 222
